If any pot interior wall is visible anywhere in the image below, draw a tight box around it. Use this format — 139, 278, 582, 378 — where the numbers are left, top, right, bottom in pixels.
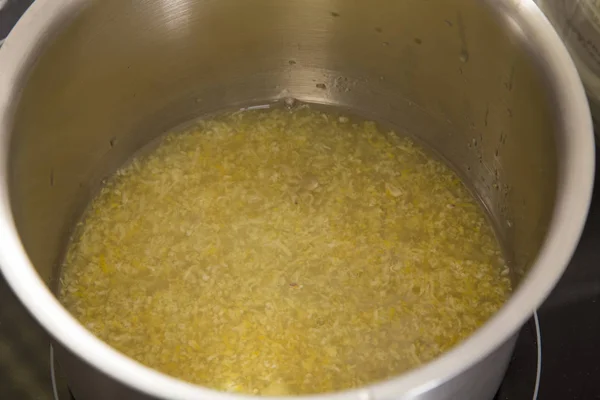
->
7, 0, 557, 292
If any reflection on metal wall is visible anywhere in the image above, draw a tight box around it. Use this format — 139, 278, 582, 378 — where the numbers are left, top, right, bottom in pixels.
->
0, 4, 57, 400
537, 0, 600, 126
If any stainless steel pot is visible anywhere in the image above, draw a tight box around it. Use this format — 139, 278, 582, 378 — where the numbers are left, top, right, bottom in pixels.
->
0, 0, 594, 399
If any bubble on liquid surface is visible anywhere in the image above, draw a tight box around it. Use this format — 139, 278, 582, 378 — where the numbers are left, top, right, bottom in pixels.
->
283, 97, 297, 109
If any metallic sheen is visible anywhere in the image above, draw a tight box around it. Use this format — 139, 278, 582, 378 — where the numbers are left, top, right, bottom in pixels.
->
0, 0, 594, 399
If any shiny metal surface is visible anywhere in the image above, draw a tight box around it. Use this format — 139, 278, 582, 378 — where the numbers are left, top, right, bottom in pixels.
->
0, 0, 594, 400
536, 0, 600, 130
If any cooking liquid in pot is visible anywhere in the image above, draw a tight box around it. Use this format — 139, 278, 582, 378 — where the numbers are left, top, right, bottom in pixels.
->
60, 106, 511, 395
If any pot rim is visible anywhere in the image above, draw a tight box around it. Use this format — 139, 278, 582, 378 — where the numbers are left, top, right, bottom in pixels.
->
0, 1, 594, 399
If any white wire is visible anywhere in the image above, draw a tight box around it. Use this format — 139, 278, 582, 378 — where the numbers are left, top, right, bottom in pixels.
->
532, 310, 542, 400
50, 344, 61, 400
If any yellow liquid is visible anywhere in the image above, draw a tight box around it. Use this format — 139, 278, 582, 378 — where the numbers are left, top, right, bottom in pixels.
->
60, 107, 511, 395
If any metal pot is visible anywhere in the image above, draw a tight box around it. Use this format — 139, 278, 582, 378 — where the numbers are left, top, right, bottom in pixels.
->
0, 0, 594, 399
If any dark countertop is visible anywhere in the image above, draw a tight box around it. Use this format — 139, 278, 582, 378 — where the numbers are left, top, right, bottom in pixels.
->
0, 277, 53, 400
0, 1, 33, 42
495, 144, 600, 400
535, 161, 600, 399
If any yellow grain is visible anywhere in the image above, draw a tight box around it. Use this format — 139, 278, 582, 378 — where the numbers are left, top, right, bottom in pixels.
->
60, 107, 511, 395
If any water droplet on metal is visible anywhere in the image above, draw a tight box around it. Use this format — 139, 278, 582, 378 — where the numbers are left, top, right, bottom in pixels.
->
459, 50, 469, 63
